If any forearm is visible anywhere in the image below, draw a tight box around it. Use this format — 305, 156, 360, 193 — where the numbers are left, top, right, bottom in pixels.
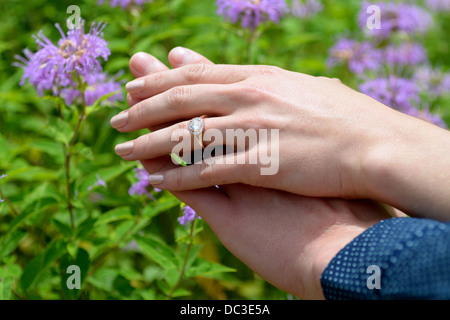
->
361, 107, 450, 221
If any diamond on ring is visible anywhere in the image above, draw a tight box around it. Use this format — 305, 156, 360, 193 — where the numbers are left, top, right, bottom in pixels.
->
188, 117, 205, 135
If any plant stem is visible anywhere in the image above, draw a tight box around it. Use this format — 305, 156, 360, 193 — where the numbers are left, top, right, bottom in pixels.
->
65, 79, 87, 230
166, 220, 196, 300
0, 187, 18, 216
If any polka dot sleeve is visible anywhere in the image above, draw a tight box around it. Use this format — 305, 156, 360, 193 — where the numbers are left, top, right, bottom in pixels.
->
320, 217, 450, 300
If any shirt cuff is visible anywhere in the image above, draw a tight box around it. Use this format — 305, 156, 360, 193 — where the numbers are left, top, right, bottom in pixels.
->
320, 217, 450, 300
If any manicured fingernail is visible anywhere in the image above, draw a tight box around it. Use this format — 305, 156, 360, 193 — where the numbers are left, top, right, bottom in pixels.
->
126, 79, 144, 93
115, 141, 134, 156
130, 52, 167, 75
148, 174, 164, 185
171, 47, 194, 65
110, 110, 129, 129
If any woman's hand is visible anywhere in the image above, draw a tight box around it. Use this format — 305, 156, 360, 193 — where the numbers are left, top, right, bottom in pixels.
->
170, 183, 392, 299
114, 60, 389, 200
113, 48, 450, 221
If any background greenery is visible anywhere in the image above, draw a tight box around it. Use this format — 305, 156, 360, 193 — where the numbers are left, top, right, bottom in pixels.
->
0, 0, 448, 300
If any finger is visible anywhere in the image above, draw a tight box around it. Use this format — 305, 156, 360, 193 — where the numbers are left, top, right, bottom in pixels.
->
129, 52, 169, 78
114, 116, 231, 161
127, 93, 141, 107
126, 49, 214, 109
140, 157, 176, 174
168, 47, 213, 68
145, 154, 263, 191
125, 64, 249, 99
111, 84, 233, 132
148, 120, 179, 132
123, 48, 217, 131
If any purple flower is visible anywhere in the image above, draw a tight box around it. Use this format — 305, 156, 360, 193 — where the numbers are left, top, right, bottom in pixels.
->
98, 0, 154, 9
359, 2, 433, 39
404, 106, 447, 129
426, 0, 450, 11
121, 239, 141, 252
15, 22, 121, 106
60, 72, 123, 106
291, 0, 322, 18
0, 174, 7, 203
360, 76, 420, 112
383, 43, 427, 67
327, 38, 381, 74
87, 174, 107, 191
128, 167, 160, 199
177, 206, 201, 227
216, 0, 288, 30
413, 66, 450, 98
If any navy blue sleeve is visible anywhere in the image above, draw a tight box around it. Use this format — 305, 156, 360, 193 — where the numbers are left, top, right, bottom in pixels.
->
320, 217, 450, 300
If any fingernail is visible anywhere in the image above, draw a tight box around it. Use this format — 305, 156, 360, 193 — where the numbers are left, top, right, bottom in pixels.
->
130, 52, 166, 75
115, 141, 134, 156
126, 79, 144, 93
171, 47, 194, 65
110, 110, 129, 129
148, 174, 164, 185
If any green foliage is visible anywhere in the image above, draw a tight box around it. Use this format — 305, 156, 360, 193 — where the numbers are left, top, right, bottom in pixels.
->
0, 0, 448, 301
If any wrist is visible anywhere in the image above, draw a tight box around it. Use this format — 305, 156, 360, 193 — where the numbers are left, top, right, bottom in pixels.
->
360, 108, 450, 220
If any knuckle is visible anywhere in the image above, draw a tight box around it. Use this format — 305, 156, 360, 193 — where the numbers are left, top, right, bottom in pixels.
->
175, 120, 188, 132
243, 112, 270, 130
253, 65, 279, 76
174, 167, 184, 187
167, 86, 190, 110
153, 72, 164, 88
332, 77, 343, 84
185, 63, 209, 83
134, 102, 145, 120
135, 134, 150, 154
198, 162, 217, 185
237, 82, 272, 103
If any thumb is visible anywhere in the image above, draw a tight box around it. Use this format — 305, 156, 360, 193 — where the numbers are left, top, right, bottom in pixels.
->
168, 47, 214, 68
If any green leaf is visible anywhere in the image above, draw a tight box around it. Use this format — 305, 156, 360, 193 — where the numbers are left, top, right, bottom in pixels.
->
78, 162, 136, 196
20, 182, 60, 211
5, 166, 58, 182
0, 277, 13, 300
95, 207, 133, 226
20, 240, 67, 292
7, 197, 58, 235
73, 142, 94, 161
185, 259, 236, 279
51, 219, 72, 238
170, 153, 187, 167
0, 231, 26, 262
88, 267, 119, 292
75, 217, 97, 239
134, 235, 178, 270
142, 197, 180, 219
45, 116, 73, 146
31, 139, 64, 164
86, 91, 122, 117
